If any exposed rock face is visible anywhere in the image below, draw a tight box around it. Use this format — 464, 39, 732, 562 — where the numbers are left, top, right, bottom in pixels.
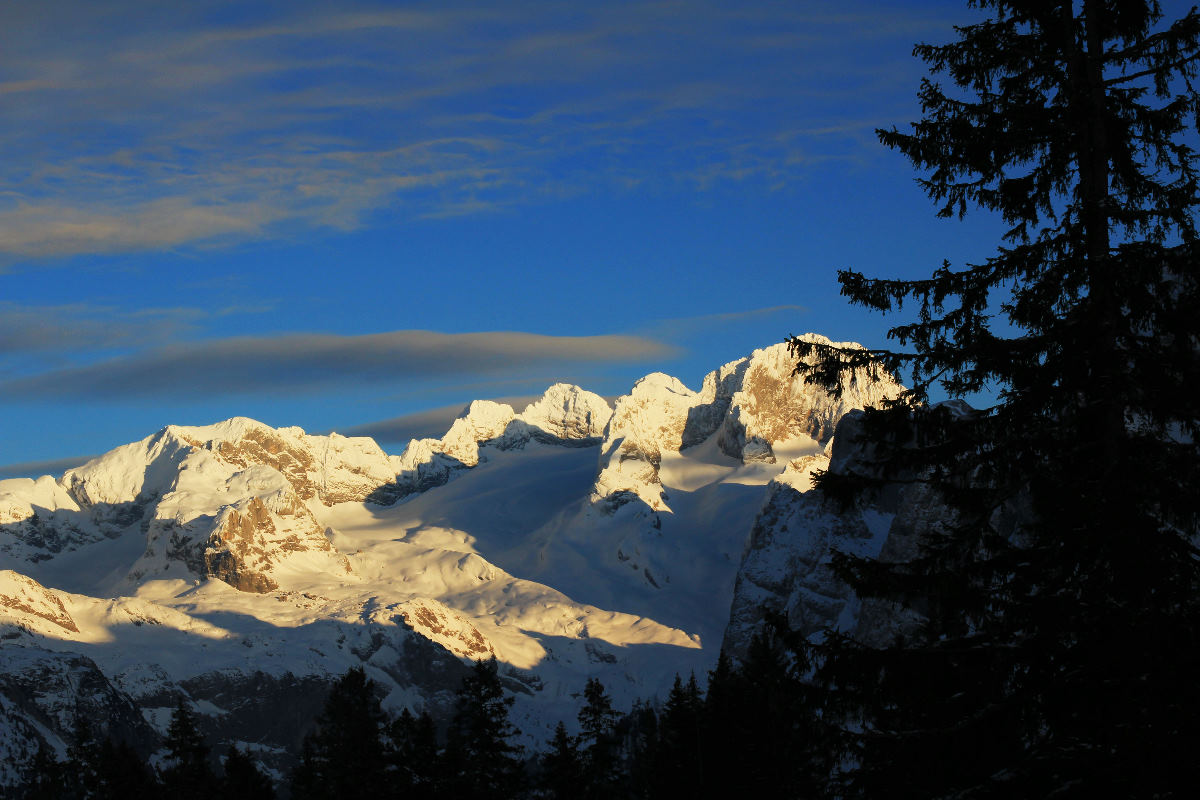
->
722, 442, 887, 657
397, 597, 495, 660
0, 420, 379, 593
383, 385, 615, 503
578, 337, 905, 595
0, 570, 79, 633
0, 339, 918, 790
521, 383, 612, 441
715, 334, 903, 463
212, 425, 319, 499
196, 419, 401, 506
0, 477, 92, 560
0, 640, 158, 765
50, 417, 400, 516
682, 358, 750, 449
122, 434, 356, 591
389, 438, 469, 501
593, 373, 697, 513
183, 492, 347, 594
592, 337, 904, 514
721, 401, 984, 661
439, 401, 518, 468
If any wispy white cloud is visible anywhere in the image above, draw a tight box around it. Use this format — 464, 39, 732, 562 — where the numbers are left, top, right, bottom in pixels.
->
0, 199, 280, 258
0, 0, 953, 259
0, 143, 518, 257
155, 9, 451, 56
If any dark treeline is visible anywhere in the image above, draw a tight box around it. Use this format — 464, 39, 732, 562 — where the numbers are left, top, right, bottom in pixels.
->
14, 622, 835, 799
17, 698, 274, 800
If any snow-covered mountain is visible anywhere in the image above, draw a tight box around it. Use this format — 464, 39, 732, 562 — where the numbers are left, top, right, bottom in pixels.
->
0, 335, 903, 783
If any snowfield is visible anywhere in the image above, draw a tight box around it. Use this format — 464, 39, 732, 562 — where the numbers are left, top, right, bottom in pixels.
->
0, 337, 903, 776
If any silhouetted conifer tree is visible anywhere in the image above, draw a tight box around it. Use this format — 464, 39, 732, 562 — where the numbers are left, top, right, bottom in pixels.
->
94, 737, 159, 800
289, 666, 389, 800
539, 721, 582, 800
620, 699, 659, 799
161, 699, 216, 799
577, 677, 621, 798
444, 657, 524, 800
652, 674, 703, 798
288, 740, 321, 800
700, 620, 831, 798
699, 650, 744, 798
220, 745, 275, 800
703, 649, 768, 794
28, 721, 158, 800
388, 707, 442, 799
740, 623, 827, 797
791, 1, 1200, 795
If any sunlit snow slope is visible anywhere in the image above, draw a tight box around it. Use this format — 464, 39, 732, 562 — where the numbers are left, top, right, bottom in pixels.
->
0, 336, 902, 780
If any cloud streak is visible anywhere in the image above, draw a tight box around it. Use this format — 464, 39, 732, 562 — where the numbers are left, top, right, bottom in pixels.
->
0, 455, 94, 481
0, 199, 280, 258
0, 301, 275, 365
0, 0, 951, 259
0, 330, 677, 400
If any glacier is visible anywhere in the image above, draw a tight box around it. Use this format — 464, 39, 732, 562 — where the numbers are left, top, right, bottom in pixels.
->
0, 336, 904, 782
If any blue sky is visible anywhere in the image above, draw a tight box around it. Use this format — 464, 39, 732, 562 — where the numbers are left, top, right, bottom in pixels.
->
0, 0, 1019, 476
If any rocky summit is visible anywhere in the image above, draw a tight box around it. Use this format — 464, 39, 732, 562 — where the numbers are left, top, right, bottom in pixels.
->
0, 335, 916, 784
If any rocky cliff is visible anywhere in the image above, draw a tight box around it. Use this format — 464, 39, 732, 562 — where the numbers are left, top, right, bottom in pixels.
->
721, 400, 985, 660
0, 336, 907, 786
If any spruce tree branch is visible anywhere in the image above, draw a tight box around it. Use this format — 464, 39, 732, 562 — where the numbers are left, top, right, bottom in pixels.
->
1104, 9, 1200, 63
1105, 50, 1200, 86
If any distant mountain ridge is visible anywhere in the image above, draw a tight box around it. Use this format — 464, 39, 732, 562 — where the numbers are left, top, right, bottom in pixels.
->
0, 335, 904, 786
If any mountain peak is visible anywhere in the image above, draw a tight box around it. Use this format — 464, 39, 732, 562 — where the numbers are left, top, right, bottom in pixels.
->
441, 401, 518, 467
0, 334, 911, 788
520, 384, 611, 440
592, 336, 904, 512
630, 372, 694, 398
